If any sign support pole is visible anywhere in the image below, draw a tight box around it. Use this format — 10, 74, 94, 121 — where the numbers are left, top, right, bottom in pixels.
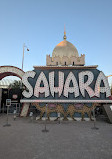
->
42, 103, 49, 132
3, 105, 11, 127
3, 99, 11, 127
91, 107, 99, 130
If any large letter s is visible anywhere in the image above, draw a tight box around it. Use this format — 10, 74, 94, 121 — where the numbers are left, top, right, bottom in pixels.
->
22, 71, 36, 98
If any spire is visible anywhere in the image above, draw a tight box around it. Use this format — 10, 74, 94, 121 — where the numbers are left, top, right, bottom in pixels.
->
63, 25, 67, 40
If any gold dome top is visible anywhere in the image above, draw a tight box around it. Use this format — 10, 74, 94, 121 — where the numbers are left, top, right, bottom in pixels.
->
46, 29, 85, 66
52, 39, 79, 59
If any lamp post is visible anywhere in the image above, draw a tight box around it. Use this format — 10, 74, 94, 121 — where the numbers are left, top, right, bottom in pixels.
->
21, 43, 29, 101
22, 43, 29, 70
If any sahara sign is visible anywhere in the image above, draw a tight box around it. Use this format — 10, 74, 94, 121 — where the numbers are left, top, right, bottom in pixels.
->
21, 68, 111, 103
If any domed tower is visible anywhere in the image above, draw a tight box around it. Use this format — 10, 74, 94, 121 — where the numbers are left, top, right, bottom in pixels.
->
46, 30, 85, 66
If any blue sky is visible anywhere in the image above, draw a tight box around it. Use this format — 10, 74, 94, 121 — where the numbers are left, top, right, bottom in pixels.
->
0, 0, 112, 82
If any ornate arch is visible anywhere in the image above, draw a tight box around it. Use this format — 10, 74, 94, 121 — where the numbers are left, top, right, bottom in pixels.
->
0, 66, 25, 80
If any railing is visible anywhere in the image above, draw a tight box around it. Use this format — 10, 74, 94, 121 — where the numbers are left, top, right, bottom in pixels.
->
1, 103, 39, 116
1, 103, 21, 115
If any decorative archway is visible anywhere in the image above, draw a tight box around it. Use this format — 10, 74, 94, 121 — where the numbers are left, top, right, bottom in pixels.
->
0, 66, 25, 116
0, 66, 25, 80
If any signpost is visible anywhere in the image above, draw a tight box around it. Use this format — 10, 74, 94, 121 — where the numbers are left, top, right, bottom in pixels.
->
42, 104, 49, 132
91, 107, 99, 130
3, 99, 11, 127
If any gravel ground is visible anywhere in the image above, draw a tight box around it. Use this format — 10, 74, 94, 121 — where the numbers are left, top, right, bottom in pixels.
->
0, 114, 112, 159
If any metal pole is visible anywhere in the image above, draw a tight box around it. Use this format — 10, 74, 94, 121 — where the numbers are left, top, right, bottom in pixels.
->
16, 103, 17, 113
91, 106, 99, 130
42, 104, 49, 132
22, 43, 25, 70
6, 106, 9, 124
45, 104, 47, 129
22, 43, 29, 70
58, 112, 61, 124
2, 103, 4, 113
19, 103, 20, 114
3, 106, 11, 127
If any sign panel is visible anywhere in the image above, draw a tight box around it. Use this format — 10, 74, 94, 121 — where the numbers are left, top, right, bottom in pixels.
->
21, 68, 111, 103
6, 99, 11, 106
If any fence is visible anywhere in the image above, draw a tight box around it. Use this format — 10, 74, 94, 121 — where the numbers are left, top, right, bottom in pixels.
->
1, 102, 21, 115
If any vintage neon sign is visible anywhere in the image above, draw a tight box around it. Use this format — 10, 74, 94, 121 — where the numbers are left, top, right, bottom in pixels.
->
22, 70, 111, 99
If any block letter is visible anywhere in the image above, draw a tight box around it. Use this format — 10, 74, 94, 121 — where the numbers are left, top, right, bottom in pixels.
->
79, 71, 94, 97
64, 72, 79, 98
22, 71, 36, 98
95, 72, 111, 97
34, 72, 49, 97
49, 71, 64, 97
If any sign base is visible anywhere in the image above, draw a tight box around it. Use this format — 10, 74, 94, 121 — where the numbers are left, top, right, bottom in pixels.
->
42, 129, 49, 132
3, 124, 11, 127
91, 127, 99, 130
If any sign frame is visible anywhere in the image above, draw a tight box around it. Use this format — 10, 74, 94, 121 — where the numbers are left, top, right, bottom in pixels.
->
6, 99, 11, 106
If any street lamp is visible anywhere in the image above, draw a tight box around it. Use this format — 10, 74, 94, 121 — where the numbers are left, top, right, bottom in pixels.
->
22, 43, 29, 70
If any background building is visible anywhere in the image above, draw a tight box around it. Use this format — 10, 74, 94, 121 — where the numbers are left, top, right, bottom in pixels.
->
46, 32, 85, 66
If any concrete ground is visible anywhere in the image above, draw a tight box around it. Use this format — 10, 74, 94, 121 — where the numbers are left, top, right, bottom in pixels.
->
0, 115, 112, 159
